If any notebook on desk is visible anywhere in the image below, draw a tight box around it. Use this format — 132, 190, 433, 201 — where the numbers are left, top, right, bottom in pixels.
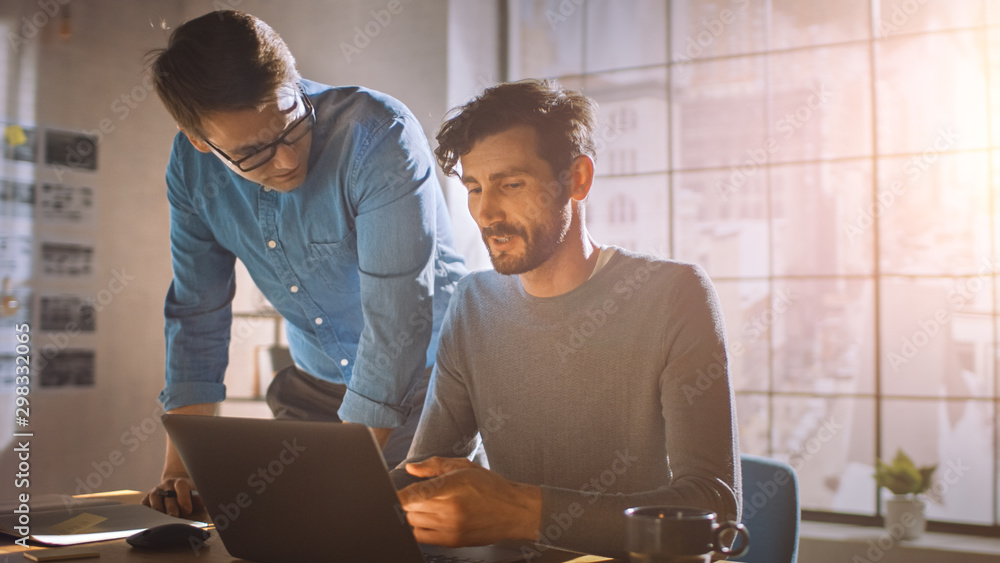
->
0, 500, 209, 546
163, 414, 603, 563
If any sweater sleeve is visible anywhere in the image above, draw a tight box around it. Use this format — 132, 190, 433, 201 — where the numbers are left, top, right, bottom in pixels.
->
388, 284, 480, 488
535, 264, 742, 558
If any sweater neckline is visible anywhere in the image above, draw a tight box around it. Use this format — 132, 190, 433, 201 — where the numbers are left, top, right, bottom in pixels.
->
513, 246, 625, 303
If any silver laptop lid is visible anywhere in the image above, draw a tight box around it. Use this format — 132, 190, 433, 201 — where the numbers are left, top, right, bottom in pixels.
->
163, 414, 425, 563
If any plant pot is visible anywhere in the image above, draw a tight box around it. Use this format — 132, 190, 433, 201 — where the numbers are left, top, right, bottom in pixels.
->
885, 495, 926, 540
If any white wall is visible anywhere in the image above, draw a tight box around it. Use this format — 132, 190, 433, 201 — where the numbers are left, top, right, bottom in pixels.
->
1, 0, 185, 501
445, 0, 503, 270
0, 0, 499, 498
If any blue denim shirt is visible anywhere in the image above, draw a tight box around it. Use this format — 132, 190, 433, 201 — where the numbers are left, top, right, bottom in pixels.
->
159, 80, 467, 427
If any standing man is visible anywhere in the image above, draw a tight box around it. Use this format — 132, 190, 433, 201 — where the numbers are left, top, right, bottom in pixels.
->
392, 80, 741, 558
141, 11, 466, 517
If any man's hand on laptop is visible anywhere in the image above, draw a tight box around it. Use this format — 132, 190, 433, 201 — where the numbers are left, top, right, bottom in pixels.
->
397, 457, 542, 547
142, 473, 205, 518
142, 402, 216, 517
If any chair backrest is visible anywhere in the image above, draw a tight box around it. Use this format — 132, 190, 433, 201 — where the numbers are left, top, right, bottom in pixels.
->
734, 454, 800, 563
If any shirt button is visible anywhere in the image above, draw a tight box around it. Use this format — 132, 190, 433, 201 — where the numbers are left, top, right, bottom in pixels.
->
314, 317, 323, 325
340, 359, 348, 367
267, 240, 277, 249
290, 285, 299, 293
263, 186, 272, 192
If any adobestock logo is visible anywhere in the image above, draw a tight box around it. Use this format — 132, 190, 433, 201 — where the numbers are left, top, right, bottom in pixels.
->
843, 126, 958, 244
555, 261, 663, 363
523, 450, 638, 561
878, 0, 929, 37
34, 268, 135, 373
543, 0, 585, 30
886, 256, 993, 373
71, 406, 166, 498
684, 289, 800, 405
716, 84, 831, 202
673, 0, 750, 62
191, 438, 307, 555
7, 0, 70, 54
340, 0, 409, 63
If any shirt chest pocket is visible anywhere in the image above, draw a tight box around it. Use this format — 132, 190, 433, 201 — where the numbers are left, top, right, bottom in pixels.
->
306, 229, 361, 294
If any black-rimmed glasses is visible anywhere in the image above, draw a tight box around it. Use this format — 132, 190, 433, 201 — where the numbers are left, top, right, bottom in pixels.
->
203, 88, 315, 172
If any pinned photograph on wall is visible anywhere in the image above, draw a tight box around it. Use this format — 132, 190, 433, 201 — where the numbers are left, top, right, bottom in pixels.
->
0, 229, 33, 281
0, 355, 15, 392
0, 179, 35, 220
39, 293, 96, 332
2, 124, 37, 163
44, 129, 98, 171
38, 348, 95, 387
40, 240, 94, 279
38, 183, 95, 226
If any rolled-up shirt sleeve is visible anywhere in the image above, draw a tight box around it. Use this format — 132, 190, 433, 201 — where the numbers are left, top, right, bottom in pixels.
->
338, 114, 439, 428
159, 140, 236, 412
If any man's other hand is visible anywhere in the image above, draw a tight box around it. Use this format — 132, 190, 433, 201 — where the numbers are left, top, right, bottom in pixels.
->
141, 473, 205, 518
397, 457, 542, 547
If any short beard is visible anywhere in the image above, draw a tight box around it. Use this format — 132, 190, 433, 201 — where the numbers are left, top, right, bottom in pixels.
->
483, 192, 573, 276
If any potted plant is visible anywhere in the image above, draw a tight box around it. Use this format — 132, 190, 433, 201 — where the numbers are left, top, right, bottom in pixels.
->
874, 449, 936, 540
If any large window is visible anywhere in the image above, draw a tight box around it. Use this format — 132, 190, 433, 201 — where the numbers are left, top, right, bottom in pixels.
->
508, 0, 999, 531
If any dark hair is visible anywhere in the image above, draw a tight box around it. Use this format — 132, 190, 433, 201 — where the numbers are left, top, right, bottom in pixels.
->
435, 79, 598, 179
147, 11, 301, 136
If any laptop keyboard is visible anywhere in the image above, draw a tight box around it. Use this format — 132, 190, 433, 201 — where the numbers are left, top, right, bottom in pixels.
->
423, 555, 485, 563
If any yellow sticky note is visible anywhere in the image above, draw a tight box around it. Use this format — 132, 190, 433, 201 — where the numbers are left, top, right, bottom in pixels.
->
5, 125, 27, 147
47, 513, 108, 535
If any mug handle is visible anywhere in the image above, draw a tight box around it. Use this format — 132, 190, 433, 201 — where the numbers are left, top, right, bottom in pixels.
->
713, 521, 750, 558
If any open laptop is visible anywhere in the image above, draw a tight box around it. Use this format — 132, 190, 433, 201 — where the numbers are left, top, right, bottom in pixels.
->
163, 414, 588, 563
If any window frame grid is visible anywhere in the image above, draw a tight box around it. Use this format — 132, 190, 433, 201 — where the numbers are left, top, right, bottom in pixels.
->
507, 0, 1000, 534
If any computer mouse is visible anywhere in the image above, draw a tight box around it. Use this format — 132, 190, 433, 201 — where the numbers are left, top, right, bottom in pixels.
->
126, 523, 211, 549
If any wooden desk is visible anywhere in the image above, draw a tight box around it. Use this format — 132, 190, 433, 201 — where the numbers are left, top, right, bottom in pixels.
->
3, 492, 618, 562
7, 531, 240, 562
7, 536, 614, 562
0, 491, 237, 561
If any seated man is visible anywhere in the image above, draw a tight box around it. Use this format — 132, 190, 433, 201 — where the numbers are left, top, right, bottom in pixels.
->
391, 79, 741, 558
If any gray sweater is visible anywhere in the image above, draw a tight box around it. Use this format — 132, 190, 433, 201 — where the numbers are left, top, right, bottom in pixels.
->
390, 249, 741, 557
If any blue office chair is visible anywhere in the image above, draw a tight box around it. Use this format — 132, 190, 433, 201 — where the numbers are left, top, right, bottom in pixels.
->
732, 454, 800, 563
